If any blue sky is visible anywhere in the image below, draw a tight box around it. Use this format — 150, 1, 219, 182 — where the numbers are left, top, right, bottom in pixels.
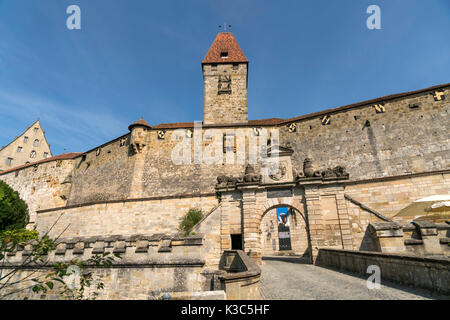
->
1, 0, 449, 155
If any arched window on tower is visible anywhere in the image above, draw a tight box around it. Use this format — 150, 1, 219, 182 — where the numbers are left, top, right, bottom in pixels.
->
33, 139, 39, 147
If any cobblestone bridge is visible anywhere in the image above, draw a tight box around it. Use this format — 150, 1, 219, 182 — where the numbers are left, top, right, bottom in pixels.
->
259, 256, 449, 300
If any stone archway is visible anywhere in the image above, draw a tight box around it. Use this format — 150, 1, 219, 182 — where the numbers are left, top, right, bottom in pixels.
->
259, 204, 311, 258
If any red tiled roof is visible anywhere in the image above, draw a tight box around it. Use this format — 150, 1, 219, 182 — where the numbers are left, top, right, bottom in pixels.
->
0, 152, 83, 175
128, 118, 151, 131
202, 32, 248, 64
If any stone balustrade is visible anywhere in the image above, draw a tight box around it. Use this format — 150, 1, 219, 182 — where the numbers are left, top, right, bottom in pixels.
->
368, 221, 450, 256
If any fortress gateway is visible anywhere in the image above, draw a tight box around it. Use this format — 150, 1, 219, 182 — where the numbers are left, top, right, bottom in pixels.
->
1, 32, 449, 299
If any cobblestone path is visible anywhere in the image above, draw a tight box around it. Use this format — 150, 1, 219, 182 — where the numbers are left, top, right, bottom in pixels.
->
259, 256, 449, 300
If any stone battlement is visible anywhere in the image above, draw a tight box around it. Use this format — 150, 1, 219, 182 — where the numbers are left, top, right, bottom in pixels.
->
2, 233, 205, 267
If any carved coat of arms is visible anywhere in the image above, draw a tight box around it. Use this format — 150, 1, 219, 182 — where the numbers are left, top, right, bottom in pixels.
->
268, 161, 287, 181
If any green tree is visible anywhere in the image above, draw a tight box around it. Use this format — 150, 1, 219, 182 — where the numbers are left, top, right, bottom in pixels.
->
0, 181, 29, 232
179, 208, 203, 236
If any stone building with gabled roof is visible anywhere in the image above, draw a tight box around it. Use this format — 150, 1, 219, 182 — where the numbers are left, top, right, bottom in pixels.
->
0, 119, 52, 172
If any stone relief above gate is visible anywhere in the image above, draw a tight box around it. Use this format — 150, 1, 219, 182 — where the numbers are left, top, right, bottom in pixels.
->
296, 158, 349, 181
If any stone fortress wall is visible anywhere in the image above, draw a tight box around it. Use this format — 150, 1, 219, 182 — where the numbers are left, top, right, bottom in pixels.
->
0, 84, 448, 256
0, 233, 213, 300
281, 85, 449, 181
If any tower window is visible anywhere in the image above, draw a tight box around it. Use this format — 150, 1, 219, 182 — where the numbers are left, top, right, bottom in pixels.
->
6, 158, 13, 165
30, 150, 36, 158
221, 51, 228, 58
43, 152, 49, 158
34, 127, 39, 133
233, 63, 239, 70
17, 146, 23, 153
33, 139, 39, 147
223, 133, 236, 153
24, 136, 29, 143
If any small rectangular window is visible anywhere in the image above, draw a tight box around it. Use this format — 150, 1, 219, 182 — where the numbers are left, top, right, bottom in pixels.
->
233, 63, 239, 70
34, 127, 39, 133
17, 146, 23, 152
223, 133, 236, 153
43, 152, 49, 158
221, 51, 228, 58
24, 136, 28, 143
231, 234, 243, 250
6, 158, 13, 165
211, 64, 217, 71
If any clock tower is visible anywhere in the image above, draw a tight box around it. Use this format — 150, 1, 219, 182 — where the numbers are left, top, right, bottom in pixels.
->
202, 32, 248, 125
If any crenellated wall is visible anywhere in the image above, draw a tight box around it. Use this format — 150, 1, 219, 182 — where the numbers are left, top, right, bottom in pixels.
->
281, 86, 450, 182
368, 221, 450, 256
0, 233, 212, 300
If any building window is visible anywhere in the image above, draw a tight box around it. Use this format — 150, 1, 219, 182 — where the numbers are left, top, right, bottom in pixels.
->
220, 51, 228, 59
30, 150, 36, 158
33, 139, 39, 147
17, 146, 23, 153
6, 158, 13, 165
211, 64, 217, 71
34, 127, 39, 133
24, 136, 29, 143
43, 152, 49, 158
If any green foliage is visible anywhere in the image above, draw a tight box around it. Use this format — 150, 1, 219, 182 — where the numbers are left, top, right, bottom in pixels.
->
179, 208, 203, 236
0, 181, 29, 232
0, 228, 41, 261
